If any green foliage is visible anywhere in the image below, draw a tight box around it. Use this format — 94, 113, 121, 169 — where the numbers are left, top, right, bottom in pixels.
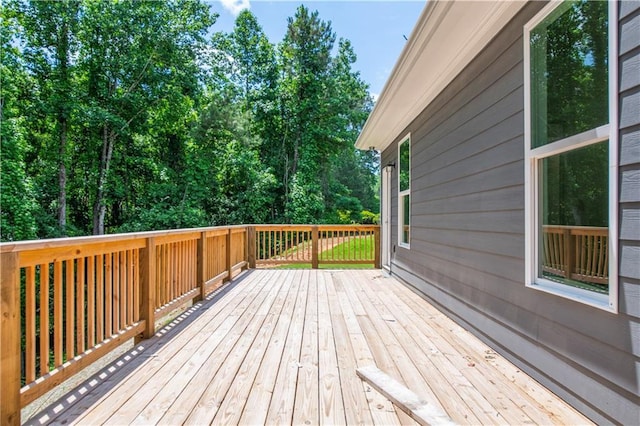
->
360, 210, 380, 225
1, 1, 380, 240
0, 15, 38, 241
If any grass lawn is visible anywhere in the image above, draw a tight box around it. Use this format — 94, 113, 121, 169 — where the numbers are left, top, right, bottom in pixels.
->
276, 235, 375, 269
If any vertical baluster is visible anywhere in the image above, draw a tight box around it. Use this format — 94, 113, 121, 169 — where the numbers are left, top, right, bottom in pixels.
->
603, 237, 609, 278
140, 237, 157, 339
105, 254, 112, 337
87, 256, 95, 349
591, 235, 598, 279
579, 234, 585, 276
354, 230, 358, 261
189, 240, 193, 291
128, 249, 134, 324
554, 232, 561, 272
177, 242, 181, 296
188, 240, 192, 290
177, 241, 181, 296
169, 242, 181, 301
65, 260, 75, 360
175, 242, 181, 298
162, 244, 167, 304
587, 235, 594, 277
312, 226, 319, 269
171, 243, 176, 301
25, 266, 36, 383
164, 244, 170, 305
268, 230, 271, 261
76, 258, 85, 353
542, 231, 549, 269
96, 254, 104, 342
123, 250, 129, 325
192, 240, 196, 289
54, 261, 63, 366
156, 245, 162, 307
564, 228, 574, 281
113, 251, 121, 333
133, 249, 140, 321
189, 240, 193, 290
39, 264, 50, 375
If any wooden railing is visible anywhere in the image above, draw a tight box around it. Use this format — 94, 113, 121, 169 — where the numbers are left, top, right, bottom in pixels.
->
0, 226, 248, 425
542, 225, 608, 285
252, 225, 380, 269
0, 224, 378, 424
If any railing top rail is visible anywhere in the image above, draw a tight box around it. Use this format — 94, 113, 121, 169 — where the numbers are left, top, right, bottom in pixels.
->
252, 224, 378, 230
0, 225, 249, 254
1, 224, 380, 254
542, 225, 608, 235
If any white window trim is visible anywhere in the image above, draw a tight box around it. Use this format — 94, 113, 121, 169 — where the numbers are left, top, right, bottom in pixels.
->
524, 0, 618, 312
398, 134, 411, 249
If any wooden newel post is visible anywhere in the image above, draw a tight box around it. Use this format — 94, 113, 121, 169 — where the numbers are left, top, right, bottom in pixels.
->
225, 228, 232, 281
1, 252, 21, 425
311, 226, 319, 269
197, 232, 207, 301
247, 226, 256, 269
374, 227, 381, 269
140, 237, 156, 339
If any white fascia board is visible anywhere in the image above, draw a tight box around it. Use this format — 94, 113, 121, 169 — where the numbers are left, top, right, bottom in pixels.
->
356, 0, 527, 151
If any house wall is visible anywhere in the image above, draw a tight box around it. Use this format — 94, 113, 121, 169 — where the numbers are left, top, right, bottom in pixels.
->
380, 2, 640, 424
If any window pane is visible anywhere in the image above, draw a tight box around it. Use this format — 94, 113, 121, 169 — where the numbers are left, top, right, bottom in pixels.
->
402, 194, 410, 244
530, 0, 608, 148
399, 139, 410, 192
539, 141, 608, 293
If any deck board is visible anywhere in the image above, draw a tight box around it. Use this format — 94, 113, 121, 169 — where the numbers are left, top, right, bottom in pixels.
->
30, 269, 591, 426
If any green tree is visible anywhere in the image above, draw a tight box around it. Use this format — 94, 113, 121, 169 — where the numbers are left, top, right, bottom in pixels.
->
9, 0, 81, 236
0, 13, 38, 241
75, 0, 213, 234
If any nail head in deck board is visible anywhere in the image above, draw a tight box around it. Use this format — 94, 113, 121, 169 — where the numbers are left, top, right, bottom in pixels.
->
356, 365, 457, 426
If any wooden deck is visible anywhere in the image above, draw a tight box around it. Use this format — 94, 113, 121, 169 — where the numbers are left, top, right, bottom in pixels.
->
28, 269, 590, 425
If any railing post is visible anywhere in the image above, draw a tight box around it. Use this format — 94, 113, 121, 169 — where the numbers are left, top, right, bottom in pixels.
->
374, 227, 381, 269
226, 228, 232, 281
564, 228, 575, 280
1, 252, 21, 425
140, 237, 156, 339
311, 226, 319, 269
197, 231, 207, 301
247, 226, 256, 269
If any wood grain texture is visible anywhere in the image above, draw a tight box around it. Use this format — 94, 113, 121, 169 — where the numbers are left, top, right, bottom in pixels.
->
1, 252, 20, 426
29, 270, 592, 426
357, 365, 456, 426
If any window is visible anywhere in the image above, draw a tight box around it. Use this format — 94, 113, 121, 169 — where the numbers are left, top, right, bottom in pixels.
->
524, 1, 617, 311
398, 135, 410, 248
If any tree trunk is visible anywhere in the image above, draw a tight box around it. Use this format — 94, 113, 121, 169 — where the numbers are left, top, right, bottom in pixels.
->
93, 125, 114, 235
57, 19, 70, 236
58, 119, 67, 235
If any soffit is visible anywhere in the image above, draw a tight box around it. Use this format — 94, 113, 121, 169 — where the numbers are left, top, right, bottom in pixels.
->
355, 0, 527, 151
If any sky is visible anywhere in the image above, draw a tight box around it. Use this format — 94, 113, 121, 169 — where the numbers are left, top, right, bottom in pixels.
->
208, 0, 426, 97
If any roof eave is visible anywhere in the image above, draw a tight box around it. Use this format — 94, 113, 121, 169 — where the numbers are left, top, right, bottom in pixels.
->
356, 0, 528, 151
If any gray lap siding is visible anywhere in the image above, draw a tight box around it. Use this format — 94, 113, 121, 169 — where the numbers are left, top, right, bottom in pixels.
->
381, 2, 640, 424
